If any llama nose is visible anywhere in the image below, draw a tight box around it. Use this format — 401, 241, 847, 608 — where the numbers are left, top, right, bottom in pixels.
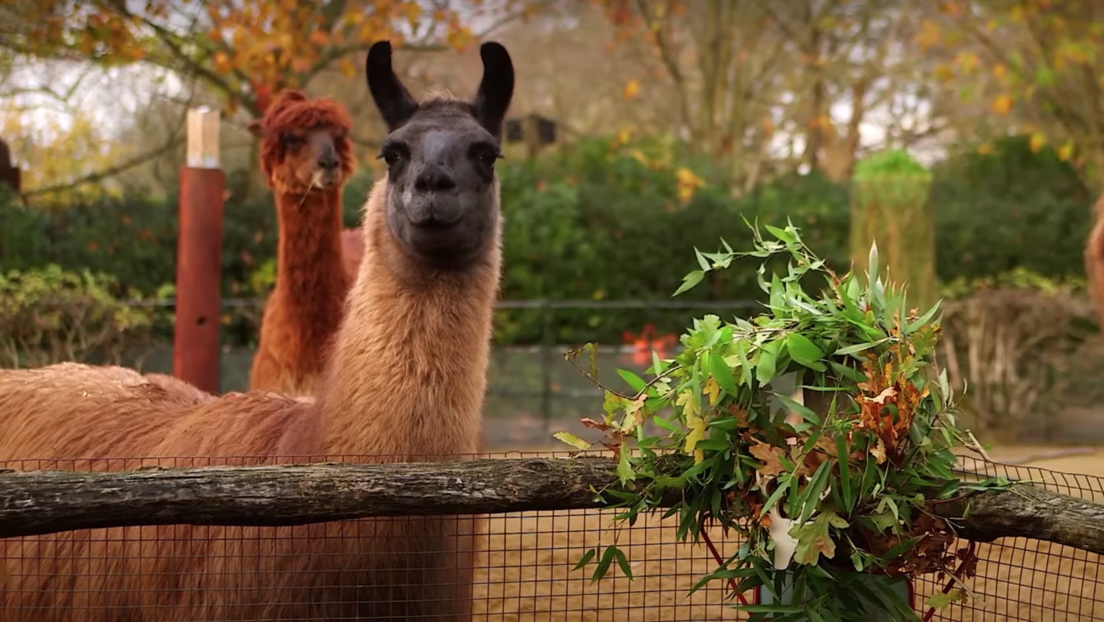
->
318, 152, 340, 171
414, 163, 457, 192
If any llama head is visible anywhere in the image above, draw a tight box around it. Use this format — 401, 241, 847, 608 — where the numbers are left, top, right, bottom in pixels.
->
248, 89, 355, 195
365, 40, 514, 271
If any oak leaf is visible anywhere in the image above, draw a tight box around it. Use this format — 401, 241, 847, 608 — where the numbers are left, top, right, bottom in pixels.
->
789, 510, 849, 565
870, 436, 887, 465
703, 376, 721, 406
684, 412, 706, 465
580, 418, 611, 432
749, 441, 787, 477
868, 386, 897, 404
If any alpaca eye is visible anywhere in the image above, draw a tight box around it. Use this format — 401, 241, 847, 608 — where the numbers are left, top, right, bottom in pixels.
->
283, 135, 304, 148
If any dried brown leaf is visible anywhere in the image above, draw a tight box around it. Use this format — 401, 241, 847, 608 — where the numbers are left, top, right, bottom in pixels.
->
750, 442, 788, 477
870, 437, 887, 465
869, 386, 898, 405
581, 418, 611, 432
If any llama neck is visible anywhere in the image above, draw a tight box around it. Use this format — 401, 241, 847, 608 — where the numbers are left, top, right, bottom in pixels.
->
269, 187, 350, 362
318, 182, 501, 459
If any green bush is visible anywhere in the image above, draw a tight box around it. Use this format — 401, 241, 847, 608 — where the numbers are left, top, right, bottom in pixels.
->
0, 133, 1092, 350
0, 265, 168, 369
930, 135, 1092, 281
494, 137, 854, 345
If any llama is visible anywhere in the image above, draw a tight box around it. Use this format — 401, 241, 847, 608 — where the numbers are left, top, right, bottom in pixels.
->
246, 89, 357, 396
0, 39, 514, 622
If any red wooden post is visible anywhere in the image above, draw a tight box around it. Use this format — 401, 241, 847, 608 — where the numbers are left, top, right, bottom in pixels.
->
173, 107, 224, 394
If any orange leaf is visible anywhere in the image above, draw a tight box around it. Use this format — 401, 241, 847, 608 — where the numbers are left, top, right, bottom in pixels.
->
749, 442, 788, 477
309, 30, 330, 47
991, 94, 1013, 115
623, 78, 640, 100
213, 51, 231, 73
913, 19, 942, 51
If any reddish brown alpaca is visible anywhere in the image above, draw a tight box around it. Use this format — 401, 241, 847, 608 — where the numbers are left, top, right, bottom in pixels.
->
247, 90, 356, 396
0, 40, 514, 621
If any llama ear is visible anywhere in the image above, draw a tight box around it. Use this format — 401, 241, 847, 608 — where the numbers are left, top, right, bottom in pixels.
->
471, 41, 514, 143
247, 119, 264, 139
365, 40, 418, 132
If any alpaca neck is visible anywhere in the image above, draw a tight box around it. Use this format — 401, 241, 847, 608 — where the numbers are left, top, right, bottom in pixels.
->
318, 181, 502, 459
269, 187, 350, 367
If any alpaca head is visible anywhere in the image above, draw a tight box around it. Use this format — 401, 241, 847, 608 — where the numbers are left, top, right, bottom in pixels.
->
248, 90, 354, 195
365, 40, 514, 271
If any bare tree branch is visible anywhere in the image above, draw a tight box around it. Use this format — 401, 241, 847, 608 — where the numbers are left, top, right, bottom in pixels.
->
22, 135, 184, 198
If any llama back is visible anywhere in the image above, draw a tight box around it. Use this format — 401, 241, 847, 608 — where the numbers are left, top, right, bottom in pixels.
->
0, 364, 211, 463
0, 367, 474, 621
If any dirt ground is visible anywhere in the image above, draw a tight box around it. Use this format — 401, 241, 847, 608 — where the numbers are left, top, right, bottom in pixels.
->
470, 444, 1104, 622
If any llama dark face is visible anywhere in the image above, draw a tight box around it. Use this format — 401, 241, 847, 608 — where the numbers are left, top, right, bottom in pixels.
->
365, 40, 514, 270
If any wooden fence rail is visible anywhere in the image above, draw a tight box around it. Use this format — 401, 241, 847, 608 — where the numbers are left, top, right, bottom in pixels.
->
1, 456, 1103, 555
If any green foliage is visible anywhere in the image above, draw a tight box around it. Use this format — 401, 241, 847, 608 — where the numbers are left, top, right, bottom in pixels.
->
494, 140, 853, 345
558, 223, 1008, 620
0, 265, 168, 368
850, 149, 937, 310
0, 133, 1093, 350
853, 149, 932, 182
930, 134, 1093, 282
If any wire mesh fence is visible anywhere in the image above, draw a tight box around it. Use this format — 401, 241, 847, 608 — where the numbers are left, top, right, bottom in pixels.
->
1, 451, 1102, 621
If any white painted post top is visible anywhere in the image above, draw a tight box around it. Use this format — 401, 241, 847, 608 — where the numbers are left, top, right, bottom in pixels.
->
186, 107, 220, 169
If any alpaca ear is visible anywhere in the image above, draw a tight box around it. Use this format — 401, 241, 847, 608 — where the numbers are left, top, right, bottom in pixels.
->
365, 40, 418, 132
471, 41, 514, 143
247, 120, 264, 138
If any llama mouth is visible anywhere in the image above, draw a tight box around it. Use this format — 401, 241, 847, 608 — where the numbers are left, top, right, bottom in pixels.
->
310, 172, 341, 190
406, 201, 464, 229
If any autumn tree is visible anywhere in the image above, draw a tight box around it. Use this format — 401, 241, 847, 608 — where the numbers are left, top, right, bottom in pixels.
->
764, 2, 943, 182
596, 0, 947, 189
0, 0, 547, 198
925, 0, 1104, 191
2, 0, 543, 119
594, 0, 788, 189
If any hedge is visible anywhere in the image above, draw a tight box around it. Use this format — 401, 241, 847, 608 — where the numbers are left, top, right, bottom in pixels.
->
0, 133, 1092, 348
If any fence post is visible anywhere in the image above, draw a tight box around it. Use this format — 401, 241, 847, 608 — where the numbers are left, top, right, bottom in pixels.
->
173, 107, 224, 394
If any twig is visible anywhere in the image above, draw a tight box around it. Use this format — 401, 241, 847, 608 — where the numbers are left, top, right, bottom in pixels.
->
699, 526, 751, 607
22, 135, 184, 198
921, 540, 977, 622
964, 429, 991, 462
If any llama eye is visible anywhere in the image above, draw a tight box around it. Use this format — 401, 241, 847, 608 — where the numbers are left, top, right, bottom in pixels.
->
477, 150, 501, 165
379, 151, 402, 166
